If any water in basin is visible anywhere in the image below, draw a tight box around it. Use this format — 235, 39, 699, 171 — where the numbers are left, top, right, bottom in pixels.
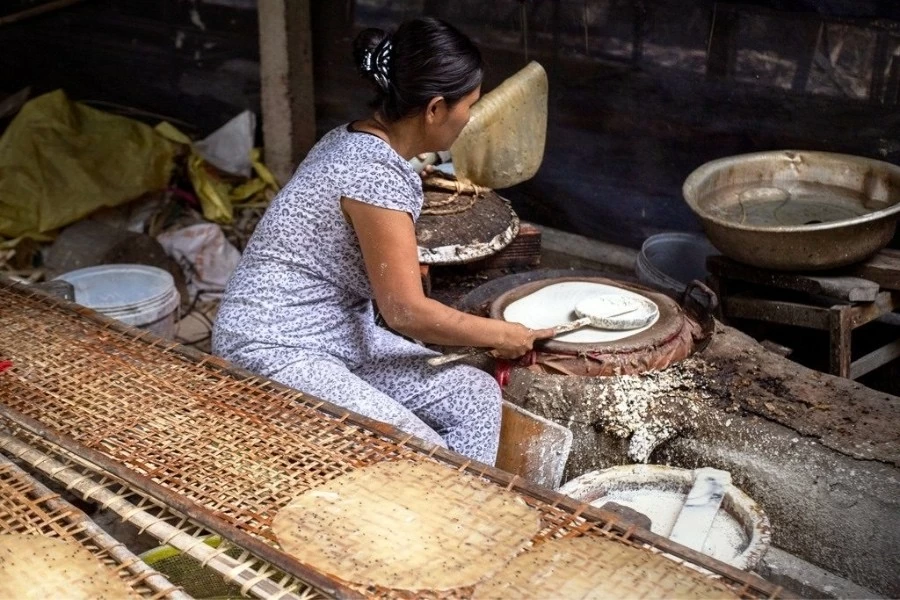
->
702, 181, 874, 227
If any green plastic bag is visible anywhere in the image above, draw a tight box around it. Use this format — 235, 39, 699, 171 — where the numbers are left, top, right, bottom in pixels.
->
0, 90, 174, 240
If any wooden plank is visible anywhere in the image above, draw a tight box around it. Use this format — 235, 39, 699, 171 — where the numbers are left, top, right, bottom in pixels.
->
707, 255, 879, 302
537, 225, 637, 272
848, 290, 900, 328
850, 338, 900, 380
258, 0, 316, 185
496, 401, 572, 490
817, 276, 880, 302
723, 296, 830, 329
847, 249, 900, 291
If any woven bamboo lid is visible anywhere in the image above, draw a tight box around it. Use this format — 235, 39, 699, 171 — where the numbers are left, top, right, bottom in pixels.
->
416, 188, 519, 265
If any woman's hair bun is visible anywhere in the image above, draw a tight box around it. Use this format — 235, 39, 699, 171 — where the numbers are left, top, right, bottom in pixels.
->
353, 27, 393, 93
352, 18, 482, 122
353, 28, 388, 78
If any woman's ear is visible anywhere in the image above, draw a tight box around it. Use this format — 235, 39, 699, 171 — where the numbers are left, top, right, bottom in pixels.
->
425, 96, 446, 125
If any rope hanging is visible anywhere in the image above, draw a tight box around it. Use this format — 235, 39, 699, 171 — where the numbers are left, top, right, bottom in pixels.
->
421, 175, 489, 216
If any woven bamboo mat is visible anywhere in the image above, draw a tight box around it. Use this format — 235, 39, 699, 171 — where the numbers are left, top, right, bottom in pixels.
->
0, 452, 186, 599
0, 279, 783, 599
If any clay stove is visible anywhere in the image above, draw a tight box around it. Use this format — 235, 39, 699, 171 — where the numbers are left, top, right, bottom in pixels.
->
453, 270, 900, 597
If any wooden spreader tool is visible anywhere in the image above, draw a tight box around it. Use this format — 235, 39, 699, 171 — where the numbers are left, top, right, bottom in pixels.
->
427, 296, 654, 367
668, 468, 732, 553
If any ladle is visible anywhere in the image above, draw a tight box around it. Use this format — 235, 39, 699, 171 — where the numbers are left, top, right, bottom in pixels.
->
427, 300, 644, 367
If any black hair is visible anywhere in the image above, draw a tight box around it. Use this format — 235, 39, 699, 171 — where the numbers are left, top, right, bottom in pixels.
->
353, 17, 483, 123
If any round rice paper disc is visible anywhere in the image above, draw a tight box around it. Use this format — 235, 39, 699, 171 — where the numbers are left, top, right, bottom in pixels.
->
0, 534, 141, 599
503, 281, 660, 343
272, 460, 542, 591
473, 536, 736, 600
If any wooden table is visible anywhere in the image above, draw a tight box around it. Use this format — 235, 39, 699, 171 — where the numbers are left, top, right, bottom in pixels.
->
707, 251, 900, 379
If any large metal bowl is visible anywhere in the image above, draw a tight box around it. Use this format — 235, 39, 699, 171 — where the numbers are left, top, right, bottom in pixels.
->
683, 151, 900, 270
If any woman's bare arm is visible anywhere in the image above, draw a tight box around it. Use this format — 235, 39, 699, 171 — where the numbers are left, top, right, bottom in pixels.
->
341, 197, 552, 357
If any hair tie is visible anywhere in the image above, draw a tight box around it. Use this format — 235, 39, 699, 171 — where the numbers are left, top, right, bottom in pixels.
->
362, 38, 393, 93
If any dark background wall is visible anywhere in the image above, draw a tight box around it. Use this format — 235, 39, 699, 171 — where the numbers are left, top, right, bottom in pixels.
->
2, 0, 898, 248
0, 0, 261, 137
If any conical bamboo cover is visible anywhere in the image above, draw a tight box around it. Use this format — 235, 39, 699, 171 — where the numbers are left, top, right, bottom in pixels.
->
451, 61, 548, 189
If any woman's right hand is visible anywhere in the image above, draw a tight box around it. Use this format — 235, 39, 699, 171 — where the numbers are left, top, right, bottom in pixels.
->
492, 323, 557, 359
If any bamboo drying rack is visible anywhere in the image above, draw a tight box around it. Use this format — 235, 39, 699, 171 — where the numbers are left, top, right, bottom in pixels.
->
0, 429, 320, 600
0, 451, 187, 599
0, 277, 785, 599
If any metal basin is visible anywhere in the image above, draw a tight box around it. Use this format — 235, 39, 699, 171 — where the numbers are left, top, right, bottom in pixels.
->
683, 151, 900, 270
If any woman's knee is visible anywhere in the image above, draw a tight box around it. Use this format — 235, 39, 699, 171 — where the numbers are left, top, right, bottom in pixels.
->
452, 366, 502, 414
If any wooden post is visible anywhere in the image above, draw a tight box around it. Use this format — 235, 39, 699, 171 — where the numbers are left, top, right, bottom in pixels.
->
869, 31, 890, 104
791, 21, 823, 93
258, 0, 316, 186
706, 4, 738, 81
828, 306, 852, 378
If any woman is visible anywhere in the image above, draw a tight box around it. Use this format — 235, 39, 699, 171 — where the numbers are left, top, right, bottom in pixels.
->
213, 17, 553, 465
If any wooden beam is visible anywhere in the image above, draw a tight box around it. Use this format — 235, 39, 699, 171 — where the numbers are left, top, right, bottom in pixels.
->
723, 296, 831, 329
850, 338, 900, 379
847, 249, 900, 291
496, 401, 572, 490
0, 0, 87, 27
848, 291, 900, 328
258, 0, 316, 185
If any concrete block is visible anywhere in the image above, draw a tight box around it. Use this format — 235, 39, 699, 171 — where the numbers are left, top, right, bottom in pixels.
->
757, 546, 886, 599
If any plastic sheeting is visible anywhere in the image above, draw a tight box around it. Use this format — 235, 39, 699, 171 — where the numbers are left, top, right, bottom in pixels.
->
157, 223, 241, 302
0, 90, 174, 241
156, 121, 278, 224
